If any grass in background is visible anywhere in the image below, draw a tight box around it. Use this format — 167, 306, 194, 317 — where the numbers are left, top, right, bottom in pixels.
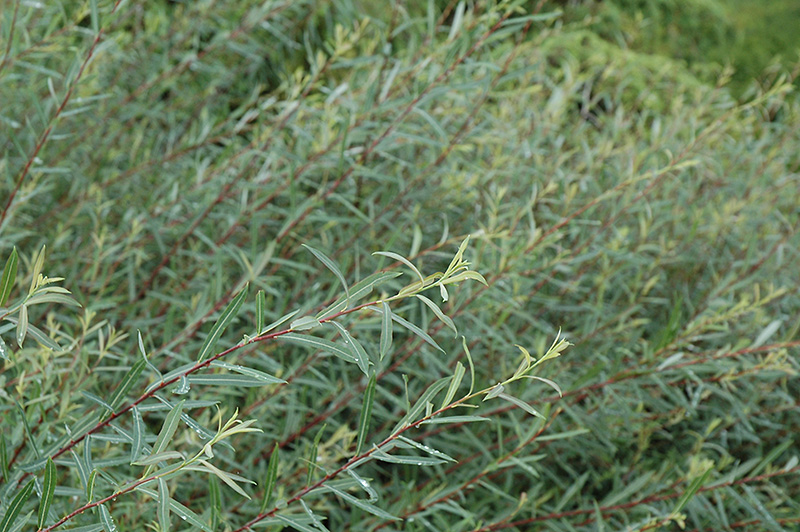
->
1, 1, 799, 531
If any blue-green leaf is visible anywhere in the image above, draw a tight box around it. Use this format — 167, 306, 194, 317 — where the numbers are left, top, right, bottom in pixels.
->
379, 301, 392, 360
197, 284, 249, 363
329, 321, 370, 376
0, 479, 34, 532
98, 504, 116, 532
0, 247, 18, 306
324, 484, 399, 521
37, 458, 57, 528
260, 443, 280, 513
303, 244, 350, 306
356, 373, 377, 456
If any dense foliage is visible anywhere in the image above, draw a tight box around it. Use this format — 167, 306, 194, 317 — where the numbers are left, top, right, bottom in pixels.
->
1, 1, 798, 531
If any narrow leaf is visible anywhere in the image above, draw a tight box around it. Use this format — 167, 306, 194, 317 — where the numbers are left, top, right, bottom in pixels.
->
316, 271, 401, 320
209, 361, 285, 384
377, 306, 444, 352
135, 487, 212, 532
290, 315, 321, 331
379, 301, 392, 360
260, 443, 280, 513
197, 284, 249, 363
371, 447, 447, 466
394, 377, 452, 433
86, 469, 97, 502
416, 294, 457, 336
524, 375, 563, 397
197, 459, 253, 499
279, 333, 356, 363
329, 321, 370, 376
98, 504, 116, 532
262, 309, 299, 334
37, 458, 57, 529
324, 484, 399, 521
256, 290, 265, 334
440, 362, 465, 410
421, 415, 489, 425
143, 400, 185, 478
133, 451, 185, 467
497, 393, 546, 419
188, 374, 283, 387
396, 436, 456, 462
158, 477, 170, 532
15, 304, 27, 347
29, 246, 46, 293
0, 480, 34, 532
303, 244, 350, 305
673, 467, 713, 513
372, 251, 424, 283
80, 392, 114, 413
0, 247, 18, 306
2, 317, 60, 350
276, 514, 319, 532
356, 373, 377, 456
442, 270, 488, 286
108, 358, 146, 412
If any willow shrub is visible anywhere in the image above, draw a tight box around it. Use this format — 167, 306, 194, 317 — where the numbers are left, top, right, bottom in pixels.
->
1, 1, 799, 531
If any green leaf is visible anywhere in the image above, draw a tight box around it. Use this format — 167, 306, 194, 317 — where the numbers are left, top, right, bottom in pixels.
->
89, 0, 99, 33
379, 301, 392, 360
329, 321, 370, 376
303, 244, 350, 305
672, 467, 713, 513
524, 375, 562, 397
0, 247, 18, 306
0, 479, 34, 532
135, 487, 212, 532
497, 393, 546, 419
37, 458, 57, 529
260, 443, 280, 513
0, 435, 8, 480
356, 373, 377, 456
29, 246, 46, 294
421, 415, 489, 425
208, 361, 286, 384
158, 477, 170, 532
394, 376, 452, 433
440, 361, 465, 410
378, 306, 444, 353
416, 294, 457, 336
86, 469, 97, 502
2, 317, 60, 350
197, 459, 254, 499
290, 315, 322, 331
98, 504, 116, 532
25, 292, 81, 307
132, 451, 185, 466
256, 290, 265, 334
108, 358, 146, 412
441, 269, 488, 286
143, 400, 185, 478
316, 271, 401, 320
189, 373, 283, 387
324, 484, 399, 521
197, 284, 248, 363
262, 309, 299, 334
0, 336, 10, 361
276, 513, 319, 532
279, 333, 356, 363
81, 392, 114, 413
372, 250, 424, 283
371, 447, 448, 466
130, 406, 145, 463
15, 304, 27, 347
